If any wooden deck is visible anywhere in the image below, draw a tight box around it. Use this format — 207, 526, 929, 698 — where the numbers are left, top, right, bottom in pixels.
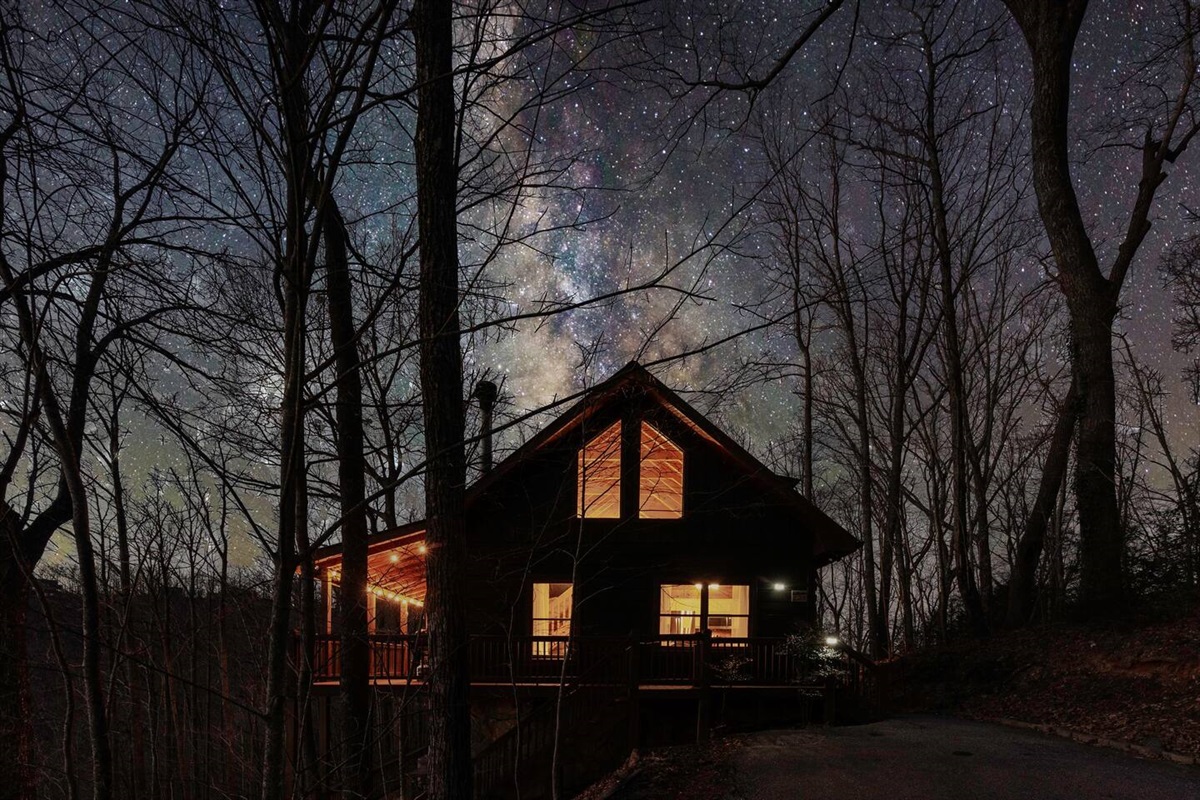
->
298, 632, 871, 692
291, 633, 882, 799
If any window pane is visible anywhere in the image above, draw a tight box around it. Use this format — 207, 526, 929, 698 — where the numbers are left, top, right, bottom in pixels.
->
578, 421, 621, 518
532, 582, 572, 657
707, 584, 749, 638
640, 422, 683, 519
659, 583, 702, 635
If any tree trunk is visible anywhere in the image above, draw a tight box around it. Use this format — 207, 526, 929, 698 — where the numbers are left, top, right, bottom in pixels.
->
413, 0, 474, 797
1006, 382, 1078, 627
1070, 296, 1124, 611
326, 203, 374, 799
924, 60, 988, 637
261, 266, 307, 800
792, 288, 815, 500
1004, 0, 1133, 616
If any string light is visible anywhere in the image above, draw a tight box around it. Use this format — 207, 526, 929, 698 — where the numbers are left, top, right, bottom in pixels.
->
322, 568, 423, 607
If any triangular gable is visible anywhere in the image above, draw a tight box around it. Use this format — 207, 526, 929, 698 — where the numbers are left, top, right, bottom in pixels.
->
314, 361, 860, 568
471, 361, 858, 565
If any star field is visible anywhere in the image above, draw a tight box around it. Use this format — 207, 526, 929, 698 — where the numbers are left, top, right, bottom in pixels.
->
473, 1, 1200, 460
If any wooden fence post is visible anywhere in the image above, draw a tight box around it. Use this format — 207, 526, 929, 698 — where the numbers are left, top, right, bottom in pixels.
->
696, 630, 712, 746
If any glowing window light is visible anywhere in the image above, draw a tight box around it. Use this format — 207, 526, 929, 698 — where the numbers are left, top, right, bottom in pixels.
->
578, 421, 622, 518
639, 422, 683, 519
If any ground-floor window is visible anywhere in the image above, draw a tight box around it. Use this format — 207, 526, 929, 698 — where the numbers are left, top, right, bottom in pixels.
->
659, 583, 749, 638
707, 584, 750, 638
532, 582, 573, 656
659, 584, 703, 635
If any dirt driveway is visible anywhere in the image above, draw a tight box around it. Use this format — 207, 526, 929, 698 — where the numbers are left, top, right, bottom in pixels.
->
730, 716, 1200, 800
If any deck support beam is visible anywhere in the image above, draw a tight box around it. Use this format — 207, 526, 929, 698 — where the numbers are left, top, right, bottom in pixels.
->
695, 629, 712, 745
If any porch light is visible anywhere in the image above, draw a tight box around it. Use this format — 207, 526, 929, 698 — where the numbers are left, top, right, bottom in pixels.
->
693, 583, 703, 590
708, 583, 720, 590
824, 636, 839, 647
772, 582, 786, 592
418, 544, 428, 554
389, 553, 399, 563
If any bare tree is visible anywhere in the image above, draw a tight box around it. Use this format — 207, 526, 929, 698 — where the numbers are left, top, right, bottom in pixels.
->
412, 0, 474, 797
1002, 0, 1200, 616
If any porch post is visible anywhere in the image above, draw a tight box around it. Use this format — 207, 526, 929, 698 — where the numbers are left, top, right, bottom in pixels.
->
322, 571, 333, 635
367, 590, 378, 635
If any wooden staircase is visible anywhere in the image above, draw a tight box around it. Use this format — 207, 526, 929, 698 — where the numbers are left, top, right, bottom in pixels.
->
406, 641, 637, 800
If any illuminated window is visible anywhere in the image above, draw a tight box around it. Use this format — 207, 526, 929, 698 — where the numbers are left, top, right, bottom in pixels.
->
707, 584, 750, 638
658, 583, 750, 638
639, 422, 683, 519
659, 584, 703, 636
532, 582, 573, 657
577, 421, 621, 518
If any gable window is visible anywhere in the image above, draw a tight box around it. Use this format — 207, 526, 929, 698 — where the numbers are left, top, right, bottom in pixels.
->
532, 582, 573, 657
659, 583, 749, 638
578, 421, 621, 518
640, 422, 683, 518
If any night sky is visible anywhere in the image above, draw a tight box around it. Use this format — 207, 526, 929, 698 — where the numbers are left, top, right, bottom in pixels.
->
475, 1, 1199, 455
27, 1, 1200, 566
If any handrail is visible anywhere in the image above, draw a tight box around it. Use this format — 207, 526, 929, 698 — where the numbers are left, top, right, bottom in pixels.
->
292, 633, 883, 798
299, 633, 863, 689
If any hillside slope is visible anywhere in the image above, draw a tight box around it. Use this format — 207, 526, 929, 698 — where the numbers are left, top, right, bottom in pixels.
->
888, 609, 1200, 760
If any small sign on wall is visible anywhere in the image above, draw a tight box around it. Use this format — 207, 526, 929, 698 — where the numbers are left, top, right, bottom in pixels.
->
790, 589, 808, 603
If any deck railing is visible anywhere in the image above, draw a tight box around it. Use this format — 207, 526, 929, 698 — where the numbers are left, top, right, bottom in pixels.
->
299, 632, 851, 689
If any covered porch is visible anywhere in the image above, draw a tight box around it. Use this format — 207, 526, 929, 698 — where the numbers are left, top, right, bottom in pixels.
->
313, 522, 429, 639
307, 524, 859, 692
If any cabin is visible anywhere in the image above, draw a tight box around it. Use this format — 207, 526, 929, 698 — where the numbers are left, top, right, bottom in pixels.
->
296, 362, 863, 797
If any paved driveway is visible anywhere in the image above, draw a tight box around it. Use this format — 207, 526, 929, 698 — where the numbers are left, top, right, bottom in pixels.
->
732, 716, 1200, 800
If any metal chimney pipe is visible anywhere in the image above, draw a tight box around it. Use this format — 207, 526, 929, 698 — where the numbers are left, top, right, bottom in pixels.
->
472, 380, 498, 473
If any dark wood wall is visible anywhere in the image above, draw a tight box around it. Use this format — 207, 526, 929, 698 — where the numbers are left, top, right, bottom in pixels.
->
460, 389, 817, 640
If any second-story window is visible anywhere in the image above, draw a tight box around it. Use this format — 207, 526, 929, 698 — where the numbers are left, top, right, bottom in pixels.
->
577, 421, 622, 518
640, 422, 683, 518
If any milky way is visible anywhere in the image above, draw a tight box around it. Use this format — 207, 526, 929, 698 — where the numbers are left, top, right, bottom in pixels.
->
24, 1, 1200, 569
475, 1, 1200, 457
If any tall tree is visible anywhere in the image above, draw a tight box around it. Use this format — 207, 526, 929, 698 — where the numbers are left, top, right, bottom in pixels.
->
1002, 0, 1200, 615
412, 0, 474, 797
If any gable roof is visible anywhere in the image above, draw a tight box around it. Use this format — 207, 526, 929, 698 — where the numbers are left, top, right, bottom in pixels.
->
315, 361, 860, 568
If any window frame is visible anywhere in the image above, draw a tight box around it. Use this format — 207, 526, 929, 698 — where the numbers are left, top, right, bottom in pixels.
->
639, 421, 684, 519
531, 581, 573, 658
577, 421, 622, 519
658, 582, 750, 639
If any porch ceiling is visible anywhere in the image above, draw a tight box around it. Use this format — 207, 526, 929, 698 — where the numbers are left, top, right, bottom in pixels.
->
315, 529, 428, 605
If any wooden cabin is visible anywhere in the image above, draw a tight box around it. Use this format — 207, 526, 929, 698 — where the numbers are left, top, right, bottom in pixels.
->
299, 362, 863, 797
309, 361, 857, 676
